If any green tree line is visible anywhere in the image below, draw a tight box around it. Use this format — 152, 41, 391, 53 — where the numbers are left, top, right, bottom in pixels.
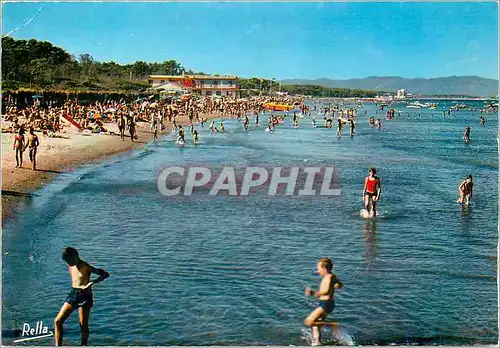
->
2, 36, 380, 97
1, 37, 190, 92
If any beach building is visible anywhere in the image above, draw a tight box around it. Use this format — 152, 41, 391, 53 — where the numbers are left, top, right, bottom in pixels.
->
396, 89, 408, 99
148, 74, 239, 97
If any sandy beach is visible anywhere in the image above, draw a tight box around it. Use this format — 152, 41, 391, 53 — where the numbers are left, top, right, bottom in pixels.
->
1, 113, 220, 220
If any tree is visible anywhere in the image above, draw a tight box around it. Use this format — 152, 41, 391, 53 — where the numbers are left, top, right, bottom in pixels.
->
78, 53, 96, 78
131, 61, 150, 79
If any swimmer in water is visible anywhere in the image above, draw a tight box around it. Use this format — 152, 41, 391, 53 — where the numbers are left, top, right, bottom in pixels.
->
312, 118, 317, 128
464, 126, 471, 143
479, 116, 485, 126
243, 115, 249, 131
193, 130, 199, 145
304, 258, 343, 346
209, 120, 218, 133
220, 120, 225, 133
362, 167, 381, 218
457, 175, 473, 205
376, 119, 382, 129
336, 118, 343, 137
349, 118, 355, 136
54, 247, 109, 346
177, 125, 185, 144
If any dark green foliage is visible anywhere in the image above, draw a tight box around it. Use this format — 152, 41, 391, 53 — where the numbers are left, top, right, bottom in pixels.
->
1, 37, 186, 92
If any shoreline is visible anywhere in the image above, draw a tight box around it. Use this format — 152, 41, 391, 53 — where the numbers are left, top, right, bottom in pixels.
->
1, 113, 223, 221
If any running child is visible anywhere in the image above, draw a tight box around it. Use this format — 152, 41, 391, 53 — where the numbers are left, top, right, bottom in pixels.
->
304, 258, 343, 346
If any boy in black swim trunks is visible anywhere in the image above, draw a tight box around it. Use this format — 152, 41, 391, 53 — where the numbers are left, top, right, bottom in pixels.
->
304, 258, 343, 346
54, 247, 109, 346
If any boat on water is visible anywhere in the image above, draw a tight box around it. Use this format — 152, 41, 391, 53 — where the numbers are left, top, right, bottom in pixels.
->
407, 101, 431, 109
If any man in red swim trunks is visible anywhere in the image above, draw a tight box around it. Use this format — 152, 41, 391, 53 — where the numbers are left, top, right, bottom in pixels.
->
362, 167, 381, 217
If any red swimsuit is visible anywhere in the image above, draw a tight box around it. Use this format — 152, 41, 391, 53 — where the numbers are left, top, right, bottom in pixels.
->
365, 177, 379, 195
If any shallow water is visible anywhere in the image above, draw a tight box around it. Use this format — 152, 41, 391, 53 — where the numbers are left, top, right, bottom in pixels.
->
2, 100, 498, 345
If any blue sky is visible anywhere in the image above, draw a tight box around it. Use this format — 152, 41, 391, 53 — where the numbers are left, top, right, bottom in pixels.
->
2, 2, 498, 80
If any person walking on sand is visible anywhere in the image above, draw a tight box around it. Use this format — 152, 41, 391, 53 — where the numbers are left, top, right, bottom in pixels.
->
362, 167, 381, 217
13, 128, 25, 168
118, 113, 126, 141
24, 127, 40, 171
128, 113, 136, 142
304, 258, 343, 346
457, 175, 473, 205
54, 247, 109, 346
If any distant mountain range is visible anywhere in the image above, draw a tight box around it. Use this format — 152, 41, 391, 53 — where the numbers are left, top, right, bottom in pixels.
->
280, 76, 499, 97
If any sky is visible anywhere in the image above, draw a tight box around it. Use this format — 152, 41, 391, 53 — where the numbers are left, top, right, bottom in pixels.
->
2, 2, 498, 80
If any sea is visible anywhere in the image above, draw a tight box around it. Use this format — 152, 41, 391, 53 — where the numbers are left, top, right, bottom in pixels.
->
2, 99, 498, 346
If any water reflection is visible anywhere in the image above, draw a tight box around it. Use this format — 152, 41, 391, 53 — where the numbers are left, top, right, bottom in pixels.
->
460, 204, 472, 234
363, 220, 379, 267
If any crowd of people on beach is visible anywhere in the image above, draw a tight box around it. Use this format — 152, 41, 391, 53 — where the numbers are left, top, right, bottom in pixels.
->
2, 94, 303, 170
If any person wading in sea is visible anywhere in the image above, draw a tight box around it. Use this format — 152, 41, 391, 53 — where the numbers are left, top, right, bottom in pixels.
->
54, 247, 109, 346
457, 175, 473, 205
362, 167, 382, 218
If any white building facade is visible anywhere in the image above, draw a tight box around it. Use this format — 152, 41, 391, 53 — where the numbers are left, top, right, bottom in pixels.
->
148, 75, 239, 97
396, 89, 408, 99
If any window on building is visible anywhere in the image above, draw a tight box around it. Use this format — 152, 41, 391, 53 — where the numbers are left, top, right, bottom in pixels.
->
228, 81, 233, 87
216, 91, 222, 96
206, 91, 212, 96
213, 80, 219, 86
160, 80, 165, 84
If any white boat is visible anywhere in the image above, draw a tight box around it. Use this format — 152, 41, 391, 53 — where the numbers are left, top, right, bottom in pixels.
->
407, 101, 431, 109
